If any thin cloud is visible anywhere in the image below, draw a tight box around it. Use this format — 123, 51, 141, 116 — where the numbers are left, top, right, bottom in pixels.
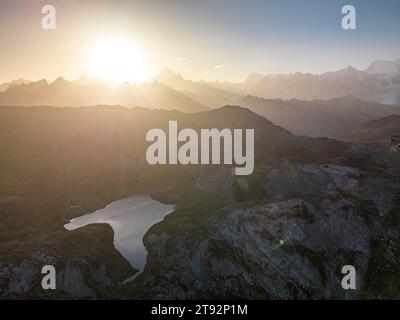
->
177, 57, 188, 62
213, 64, 224, 70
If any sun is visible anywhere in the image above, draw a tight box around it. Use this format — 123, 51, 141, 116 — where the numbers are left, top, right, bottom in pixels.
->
86, 36, 149, 85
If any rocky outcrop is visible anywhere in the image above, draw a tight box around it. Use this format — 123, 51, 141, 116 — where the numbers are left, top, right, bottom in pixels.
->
136, 163, 400, 299
0, 224, 133, 299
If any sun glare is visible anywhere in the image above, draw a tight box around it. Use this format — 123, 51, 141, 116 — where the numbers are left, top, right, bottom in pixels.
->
86, 36, 149, 85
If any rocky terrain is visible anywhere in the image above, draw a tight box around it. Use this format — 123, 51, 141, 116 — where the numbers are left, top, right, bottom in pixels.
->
0, 105, 399, 299
138, 163, 400, 299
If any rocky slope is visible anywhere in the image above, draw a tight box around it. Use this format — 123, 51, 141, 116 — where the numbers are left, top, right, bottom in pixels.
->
134, 163, 400, 299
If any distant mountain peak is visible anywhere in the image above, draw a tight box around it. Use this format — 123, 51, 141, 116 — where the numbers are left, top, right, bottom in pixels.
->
0, 78, 31, 92
244, 73, 263, 86
77, 74, 89, 81
29, 79, 48, 88
154, 68, 184, 83
365, 59, 400, 76
74, 74, 100, 86
7, 79, 49, 91
52, 76, 68, 84
343, 65, 358, 73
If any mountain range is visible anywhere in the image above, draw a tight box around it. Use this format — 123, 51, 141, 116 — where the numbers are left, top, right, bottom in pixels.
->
210, 59, 400, 105
1, 58, 399, 111
0, 77, 207, 113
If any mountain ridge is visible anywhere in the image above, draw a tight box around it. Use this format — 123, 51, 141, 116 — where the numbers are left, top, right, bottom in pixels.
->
0, 78, 208, 113
239, 95, 400, 139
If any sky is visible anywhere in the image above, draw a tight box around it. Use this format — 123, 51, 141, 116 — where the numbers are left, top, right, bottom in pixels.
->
0, 0, 399, 83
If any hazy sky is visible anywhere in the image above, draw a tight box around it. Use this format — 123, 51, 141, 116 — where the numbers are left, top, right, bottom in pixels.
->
0, 0, 399, 83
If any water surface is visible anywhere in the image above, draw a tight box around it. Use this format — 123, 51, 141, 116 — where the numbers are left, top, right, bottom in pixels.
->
64, 194, 175, 280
